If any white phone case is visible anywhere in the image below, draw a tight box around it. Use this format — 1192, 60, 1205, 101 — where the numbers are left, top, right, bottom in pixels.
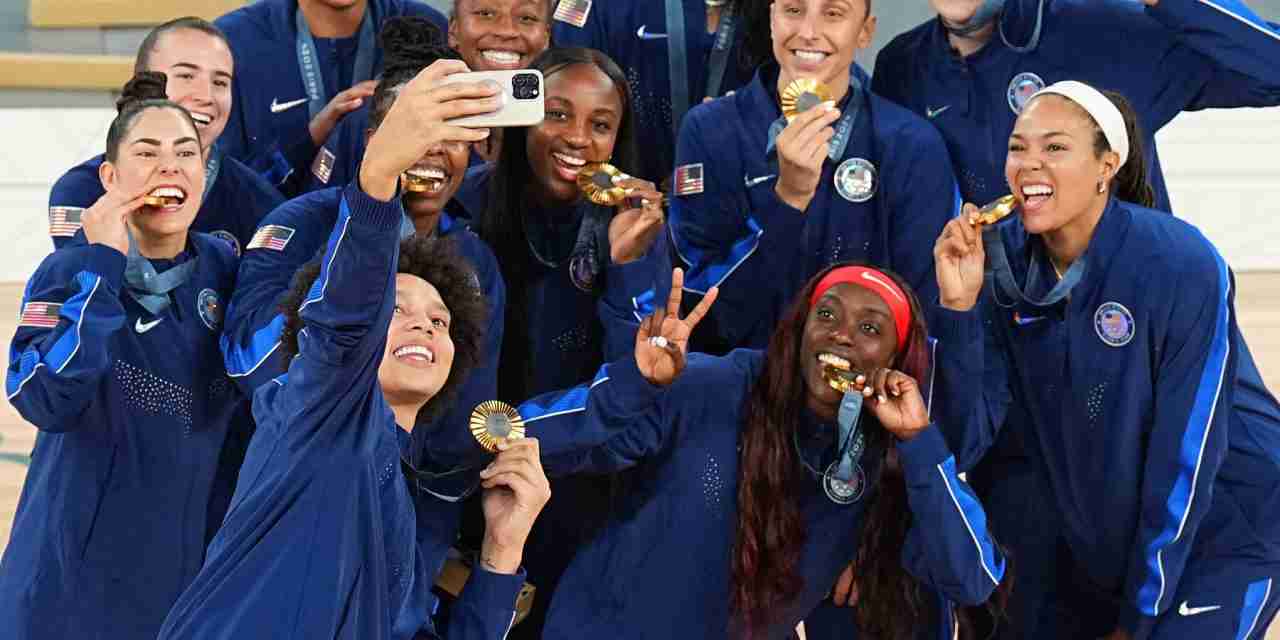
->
440, 69, 545, 128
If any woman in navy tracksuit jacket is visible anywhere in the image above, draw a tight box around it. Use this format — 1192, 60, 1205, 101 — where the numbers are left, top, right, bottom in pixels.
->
158, 60, 546, 640
935, 80, 1280, 639
0, 73, 250, 640
505, 263, 1006, 639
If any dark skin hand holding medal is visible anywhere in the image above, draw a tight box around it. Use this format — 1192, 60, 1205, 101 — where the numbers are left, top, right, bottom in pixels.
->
577, 162, 666, 265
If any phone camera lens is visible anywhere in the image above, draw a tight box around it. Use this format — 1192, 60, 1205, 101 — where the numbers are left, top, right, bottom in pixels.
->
512, 73, 540, 100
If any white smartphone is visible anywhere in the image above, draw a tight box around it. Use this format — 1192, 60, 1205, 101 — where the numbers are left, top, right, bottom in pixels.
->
440, 69, 545, 128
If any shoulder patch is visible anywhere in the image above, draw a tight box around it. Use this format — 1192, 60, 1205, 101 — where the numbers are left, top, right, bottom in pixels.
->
674, 163, 704, 196
19, 301, 62, 328
553, 0, 591, 27
48, 207, 84, 238
247, 224, 296, 252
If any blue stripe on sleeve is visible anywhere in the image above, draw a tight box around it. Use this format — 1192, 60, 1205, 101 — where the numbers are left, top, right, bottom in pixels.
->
1200, 0, 1280, 41
520, 366, 612, 424
669, 197, 763, 295
1235, 578, 1272, 640
1138, 247, 1232, 615
936, 455, 1005, 586
223, 313, 287, 378
301, 198, 353, 311
6, 271, 102, 399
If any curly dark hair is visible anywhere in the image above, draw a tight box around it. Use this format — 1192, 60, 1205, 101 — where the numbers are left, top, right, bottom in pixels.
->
277, 235, 487, 425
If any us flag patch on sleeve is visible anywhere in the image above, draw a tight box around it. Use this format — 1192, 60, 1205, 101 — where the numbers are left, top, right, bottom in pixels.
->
674, 163, 704, 196
311, 147, 336, 184
247, 225, 296, 251
19, 301, 62, 329
553, 0, 592, 27
48, 207, 84, 238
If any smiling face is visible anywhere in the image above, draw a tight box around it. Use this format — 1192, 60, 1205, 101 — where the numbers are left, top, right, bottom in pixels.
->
102, 107, 205, 244
449, 0, 551, 71
378, 274, 456, 407
525, 63, 623, 205
1005, 94, 1119, 236
799, 283, 899, 418
145, 28, 233, 151
370, 83, 472, 224
770, 0, 875, 94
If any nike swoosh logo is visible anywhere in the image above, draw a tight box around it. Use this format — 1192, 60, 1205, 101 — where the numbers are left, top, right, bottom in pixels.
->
1013, 313, 1046, 326
1178, 602, 1222, 616
270, 97, 308, 114
926, 105, 951, 119
135, 317, 162, 334
636, 25, 668, 40
744, 174, 776, 188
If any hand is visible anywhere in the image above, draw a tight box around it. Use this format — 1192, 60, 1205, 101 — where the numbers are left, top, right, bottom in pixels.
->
934, 211, 986, 311
82, 189, 144, 256
608, 177, 664, 264
859, 368, 930, 441
774, 102, 840, 212
635, 268, 718, 386
477, 438, 551, 574
359, 60, 499, 201
308, 80, 377, 147
829, 562, 859, 607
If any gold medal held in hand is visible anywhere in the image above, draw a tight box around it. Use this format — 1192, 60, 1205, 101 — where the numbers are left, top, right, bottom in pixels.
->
470, 400, 526, 453
402, 168, 446, 193
780, 78, 832, 122
969, 194, 1017, 226
577, 162, 629, 206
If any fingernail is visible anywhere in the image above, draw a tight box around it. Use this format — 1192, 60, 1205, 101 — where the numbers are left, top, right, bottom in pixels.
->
821, 101, 837, 110
879, 395, 887, 404
496, 442, 509, 451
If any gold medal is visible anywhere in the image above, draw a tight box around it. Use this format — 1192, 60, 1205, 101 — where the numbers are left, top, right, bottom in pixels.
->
577, 162, 629, 206
402, 170, 444, 193
822, 365, 862, 394
969, 194, 1017, 226
780, 78, 832, 122
469, 400, 526, 453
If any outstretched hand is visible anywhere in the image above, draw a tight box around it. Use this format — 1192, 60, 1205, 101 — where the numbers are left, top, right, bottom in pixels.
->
635, 268, 718, 386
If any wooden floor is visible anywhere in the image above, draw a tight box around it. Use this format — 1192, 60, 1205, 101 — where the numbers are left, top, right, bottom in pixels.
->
0, 276, 1276, 636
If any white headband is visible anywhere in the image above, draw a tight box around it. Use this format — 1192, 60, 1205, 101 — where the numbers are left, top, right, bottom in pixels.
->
1029, 80, 1129, 169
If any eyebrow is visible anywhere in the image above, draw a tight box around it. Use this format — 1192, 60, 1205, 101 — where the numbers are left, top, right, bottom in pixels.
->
1010, 130, 1075, 140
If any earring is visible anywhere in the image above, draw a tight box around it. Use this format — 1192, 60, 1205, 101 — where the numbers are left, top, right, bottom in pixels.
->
1097, 179, 1106, 194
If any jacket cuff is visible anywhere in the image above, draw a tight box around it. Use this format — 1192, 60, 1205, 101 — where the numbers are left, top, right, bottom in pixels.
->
928, 305, 979, 350
343, 181, 406, 231
897, 423, 952, 484
82, 243, 127, 292
457, 564, 526, 621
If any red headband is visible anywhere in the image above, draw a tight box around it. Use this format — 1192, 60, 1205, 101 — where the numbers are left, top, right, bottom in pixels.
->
809, 266, 912, 352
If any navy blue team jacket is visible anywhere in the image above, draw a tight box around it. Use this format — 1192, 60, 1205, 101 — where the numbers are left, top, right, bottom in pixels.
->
977, 199, 1280, 637
157, 182, 523, 640
0, 232, 250, 640
669, 63, 961, 353
214, 0, 447, 192
220, 185, 505, 468
499, 348, 1005, 639
872, 0, 1280, 211
47, 152, 283, 256
552, 0, 756, 184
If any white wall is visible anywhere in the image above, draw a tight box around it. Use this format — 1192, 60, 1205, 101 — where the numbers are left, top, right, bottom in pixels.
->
0, 105, 1275, 282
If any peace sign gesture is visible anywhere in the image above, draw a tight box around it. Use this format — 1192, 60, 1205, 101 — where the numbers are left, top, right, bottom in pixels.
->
635, 268, 718, 386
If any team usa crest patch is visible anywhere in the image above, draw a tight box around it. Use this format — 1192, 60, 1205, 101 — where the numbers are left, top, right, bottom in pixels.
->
210, 230, 241, 256
48, 207, 84, 238
18, 301, 61, 329
834, 158, 877, 203
553, 0, 592, 27
674, 163, 704, 196
1094, 301, 1134, 347
1007, 71, 1046, 114
247, 225, 296, 252
197, 288, 222, 331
